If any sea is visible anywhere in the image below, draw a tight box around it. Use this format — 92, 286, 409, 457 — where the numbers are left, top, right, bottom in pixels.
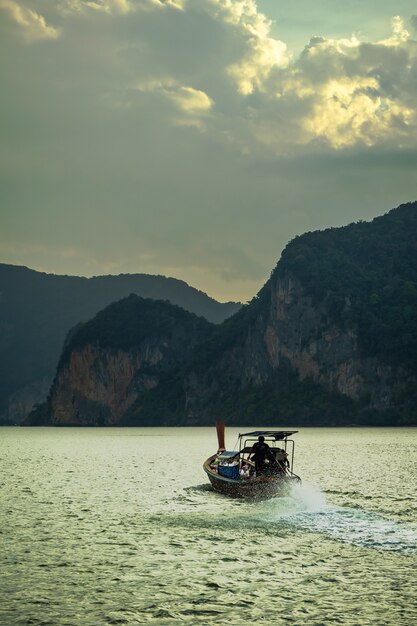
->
1, 427, 416, 626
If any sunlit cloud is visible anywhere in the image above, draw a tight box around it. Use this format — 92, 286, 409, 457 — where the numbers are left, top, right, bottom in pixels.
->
60, 0, 129, 14
274, 23, 415, 149
206, 0, 289, 95
148, 82, 212, 115
135, 79, 213, 128
234, 17, 414, 151
0, 0, 60, 41
1, 1, 417, 300
381, 15, 410, 44
173, 86, 212, 113
228, 34, 288, 95
302, 78, 412, 148
2, 3, 416, 151
61, 0, 184, 14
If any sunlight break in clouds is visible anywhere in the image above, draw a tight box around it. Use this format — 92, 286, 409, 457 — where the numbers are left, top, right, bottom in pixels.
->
3, 2, 416, 150
0, 0, 60, 41
1, 1, 417, 300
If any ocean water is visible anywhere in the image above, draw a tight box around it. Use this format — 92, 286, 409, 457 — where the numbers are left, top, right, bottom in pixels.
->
0, 427, 416, 626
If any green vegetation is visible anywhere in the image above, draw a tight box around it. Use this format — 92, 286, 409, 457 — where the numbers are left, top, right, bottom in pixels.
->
120, 372, 188, 427
277, 202, 417, 370
24, 202, 417, 427
0, 265, 239, 424
197, 375, 357, 426
62, 295, 212, 358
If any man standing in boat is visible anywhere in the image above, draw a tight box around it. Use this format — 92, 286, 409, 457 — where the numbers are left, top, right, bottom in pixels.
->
250, 436, 275, 475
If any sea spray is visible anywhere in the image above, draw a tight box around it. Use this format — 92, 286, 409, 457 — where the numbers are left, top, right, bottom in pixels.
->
288, 481, 328, 513
257, 482, 328, 526
262, 484, 417, 554
303, 507, 417, 553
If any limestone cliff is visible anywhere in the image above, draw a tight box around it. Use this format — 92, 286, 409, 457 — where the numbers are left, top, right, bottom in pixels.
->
51, 346, 151, 425
0, 263, 240, 424
182, 272, 416, 424
265, 273, 412, 410
27, 202, 417, 426
32, 296, 212, 426
184, 202, 417, 425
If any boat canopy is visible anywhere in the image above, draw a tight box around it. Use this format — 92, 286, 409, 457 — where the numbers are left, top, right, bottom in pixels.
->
238, 430, 298, 440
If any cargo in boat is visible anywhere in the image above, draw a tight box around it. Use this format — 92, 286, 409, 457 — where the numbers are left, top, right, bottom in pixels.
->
203, 424, 301, 498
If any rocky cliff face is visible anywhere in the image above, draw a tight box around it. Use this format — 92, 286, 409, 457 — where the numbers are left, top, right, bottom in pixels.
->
264, 273, 413, 410
50, 346, 152, 425
28, 203, 417, 426
34, 296, 212, 426
182, 270, 416, 423
0, 263, 240, 424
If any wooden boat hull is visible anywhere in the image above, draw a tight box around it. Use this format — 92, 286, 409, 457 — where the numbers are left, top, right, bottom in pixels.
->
203, 455, 300, 499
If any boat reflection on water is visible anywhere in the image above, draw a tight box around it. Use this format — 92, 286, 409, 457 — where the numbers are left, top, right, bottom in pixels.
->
203, 422, 301, 499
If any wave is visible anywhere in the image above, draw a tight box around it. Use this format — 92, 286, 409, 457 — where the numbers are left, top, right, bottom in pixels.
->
264, 483, 417, 554
161, 481, 416, 555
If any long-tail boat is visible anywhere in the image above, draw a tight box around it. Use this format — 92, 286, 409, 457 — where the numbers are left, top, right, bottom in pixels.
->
203, 422, 301, 498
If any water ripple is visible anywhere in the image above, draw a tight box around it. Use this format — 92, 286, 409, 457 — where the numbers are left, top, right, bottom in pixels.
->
1, 426, 416, 626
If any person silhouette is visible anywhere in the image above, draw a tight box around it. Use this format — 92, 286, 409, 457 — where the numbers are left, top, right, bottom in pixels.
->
250, 436, 274, 475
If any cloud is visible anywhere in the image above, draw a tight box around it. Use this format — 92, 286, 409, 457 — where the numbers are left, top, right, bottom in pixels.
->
137, 79, 213, 113
206, 0, 289, 95
280, 20, 417, 149
140, 6, 417, 151
383, 15, 410, 44
169, 85, 213, 115
1, 3, 416, 152
61, 0, 130, 14
2, 1, 417, 301
303, 77, 412, 148
61, 0, 185, 14
234, 17, 416, 151
228, 31, 288, 95
0, 0, 60, 41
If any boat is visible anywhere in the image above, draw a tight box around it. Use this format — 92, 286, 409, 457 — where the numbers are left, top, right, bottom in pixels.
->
203, 422, 301, 498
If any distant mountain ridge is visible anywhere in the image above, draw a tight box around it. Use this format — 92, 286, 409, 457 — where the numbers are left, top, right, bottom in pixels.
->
28, 201, 417, 427
0, 265, 241, 424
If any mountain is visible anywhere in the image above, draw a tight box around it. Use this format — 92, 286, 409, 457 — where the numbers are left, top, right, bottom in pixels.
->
0, 265, 241, 424
26, 202, 417, 427
32, 296, 213, 427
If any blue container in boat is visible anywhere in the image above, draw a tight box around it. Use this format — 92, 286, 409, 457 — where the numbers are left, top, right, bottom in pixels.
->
218, 464, 239, 479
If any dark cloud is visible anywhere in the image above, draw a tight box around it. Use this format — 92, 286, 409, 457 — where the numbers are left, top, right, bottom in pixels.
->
1, 1, 417, 300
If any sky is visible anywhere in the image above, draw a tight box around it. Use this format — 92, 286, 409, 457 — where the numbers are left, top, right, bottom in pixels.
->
1, 1, 417, 302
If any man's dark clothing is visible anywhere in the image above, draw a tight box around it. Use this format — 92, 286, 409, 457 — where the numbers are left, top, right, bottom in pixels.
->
251, 441, 273, 474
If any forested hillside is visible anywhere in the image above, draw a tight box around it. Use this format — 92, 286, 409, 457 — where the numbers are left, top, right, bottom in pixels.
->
276, 202, 417, 369
28, 202, 417, 427
0, 265, 240, 424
